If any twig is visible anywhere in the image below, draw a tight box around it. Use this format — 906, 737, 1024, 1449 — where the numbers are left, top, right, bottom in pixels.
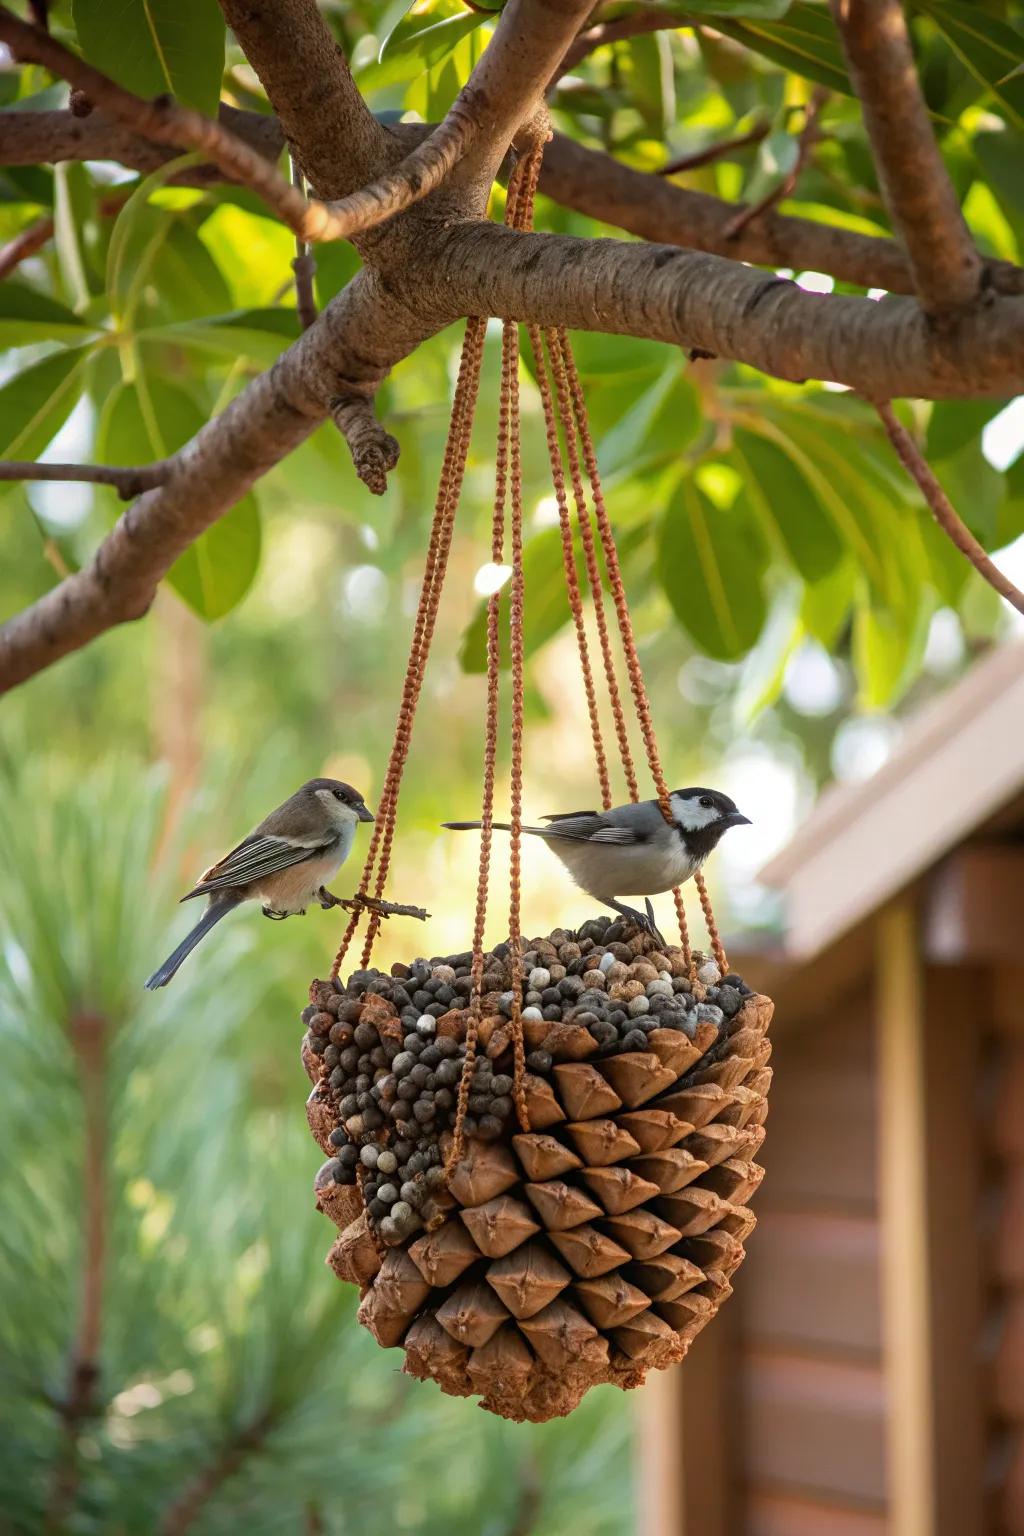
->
659, 120, 770, 177
876, 401, 1024, 618
557, 7, 674, 78
324, 890, 431, 923
0, 460, 172, 500
724, 88, 828, 240
0, 215, 53, 278
0, 190, 129, 280
46, 1013, 107, 1533
0, 5, 476, 246
159, 1411, 273, 1535
290, 155, 318, 331
506, 1454, 542, 1536
830, 0, 982, 316
329, 392, 400, 495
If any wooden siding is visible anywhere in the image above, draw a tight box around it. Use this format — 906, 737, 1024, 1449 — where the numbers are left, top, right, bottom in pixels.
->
988, 969, 1024, 1536
737, 989, 887, 1529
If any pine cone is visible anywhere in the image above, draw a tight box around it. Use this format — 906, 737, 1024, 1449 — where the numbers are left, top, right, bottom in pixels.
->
301, 921, 771, 1422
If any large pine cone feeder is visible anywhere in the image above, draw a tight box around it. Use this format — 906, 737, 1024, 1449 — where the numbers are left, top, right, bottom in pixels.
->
301, 915, 771, 1423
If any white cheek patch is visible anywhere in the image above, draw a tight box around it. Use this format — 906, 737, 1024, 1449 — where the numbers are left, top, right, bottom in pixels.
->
317, 789, 357, 826
670, 793, 721, 831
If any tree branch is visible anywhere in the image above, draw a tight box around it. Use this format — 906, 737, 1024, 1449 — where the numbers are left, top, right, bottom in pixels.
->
46, 1012, 108, 1533
159, 1410, 274, 1536
0, 103, 285, 179
290, 155, 318, 331
875, 402, 1024, 618
723, 87, 828, 240
830, 0, 983, 316
329, 392, 400, 497
0, 6, 468, 246
540, 131, 917, 291
427, 222, 1024, 400
0, 460, 171, 500
658, 119, 770, 177
0, 273, 419, 693
556, 6, 674, 79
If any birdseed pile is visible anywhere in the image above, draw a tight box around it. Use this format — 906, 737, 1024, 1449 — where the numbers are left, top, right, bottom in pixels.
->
302, 915, 772, 1421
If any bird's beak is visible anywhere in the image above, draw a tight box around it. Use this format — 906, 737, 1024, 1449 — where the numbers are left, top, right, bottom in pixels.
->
728, 810, 752, 827
357, 803, 375, 823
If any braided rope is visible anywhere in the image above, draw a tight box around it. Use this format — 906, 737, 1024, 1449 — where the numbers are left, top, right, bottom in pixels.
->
557, 332, 710, 973
330, 317, 485, 979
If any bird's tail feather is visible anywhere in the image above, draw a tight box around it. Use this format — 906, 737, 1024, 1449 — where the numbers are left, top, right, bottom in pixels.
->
442, 820, 547, 836
145, 900, 237, 990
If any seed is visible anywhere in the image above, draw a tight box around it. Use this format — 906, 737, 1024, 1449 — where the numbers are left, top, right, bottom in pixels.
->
360, 1145, 379, 1169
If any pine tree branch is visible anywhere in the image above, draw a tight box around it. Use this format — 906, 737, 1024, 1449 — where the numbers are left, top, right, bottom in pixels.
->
830, 0, 983, 316
158, 1409, 275, 1535
0, 460, 172, 499
875, 402, 1024, 618
46, 1012, 108, 1533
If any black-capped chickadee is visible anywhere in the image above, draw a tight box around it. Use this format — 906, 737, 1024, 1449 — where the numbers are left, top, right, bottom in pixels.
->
443, 787, 750, 938
145, 779, 374, 990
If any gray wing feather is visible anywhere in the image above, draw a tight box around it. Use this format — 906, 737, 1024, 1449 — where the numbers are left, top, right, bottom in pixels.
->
183, 833, 335, 899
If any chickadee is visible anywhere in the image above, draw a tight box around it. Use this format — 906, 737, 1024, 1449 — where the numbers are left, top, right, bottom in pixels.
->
145, 779, 374, 990
443, 788, 750, 939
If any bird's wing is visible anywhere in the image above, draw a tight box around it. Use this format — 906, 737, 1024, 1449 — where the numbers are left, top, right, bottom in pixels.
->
538, 812, 641, 845
542, 809, 599, 822
181, 833, 337, 900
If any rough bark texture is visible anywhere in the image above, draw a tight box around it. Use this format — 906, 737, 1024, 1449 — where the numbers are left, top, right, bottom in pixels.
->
0, 0, 1020, 692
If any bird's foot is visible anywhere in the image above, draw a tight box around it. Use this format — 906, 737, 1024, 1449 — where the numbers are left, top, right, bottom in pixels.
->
261, 905, 291, 921
318, 886, 343, 910
603, 899, 666, 949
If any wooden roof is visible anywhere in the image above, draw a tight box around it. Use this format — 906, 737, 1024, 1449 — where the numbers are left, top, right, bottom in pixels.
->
758, 638, 1024, 959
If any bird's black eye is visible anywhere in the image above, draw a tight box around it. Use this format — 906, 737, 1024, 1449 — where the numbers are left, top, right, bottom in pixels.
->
699, 795, 714, 808
334, 788, 346, 801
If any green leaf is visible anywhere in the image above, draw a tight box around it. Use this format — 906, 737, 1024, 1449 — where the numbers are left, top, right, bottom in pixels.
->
800, 558, 855, 649
597, 361, 701, 478
140, 307, 298, 364
97, 376, 260, 620
658, 474, 767, 661
733, 586, 803, 724
360, 8, 487, 91
731, 427, 842, 580
72, 0, 226, 116
105, 153, 205, 323
654, 0, 793, 14
853, 592, 932, 710
459, 523, 588, 674
713, 5, 853, 95
916, 1, 1024, 130
926, 398, 1009, 462
0, 285, 95, 346
0, 348, 88, 460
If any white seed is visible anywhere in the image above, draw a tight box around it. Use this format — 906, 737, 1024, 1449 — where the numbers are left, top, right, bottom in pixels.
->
598, 951, 616, 973
416, 1015, 436, 1036
627, 995, 651, 1016
697, 961, 721, 986
646, 979, 674, 998
529, 967, 551, 990
376, 1150, 398, 1174
522, 1006, 544, 1021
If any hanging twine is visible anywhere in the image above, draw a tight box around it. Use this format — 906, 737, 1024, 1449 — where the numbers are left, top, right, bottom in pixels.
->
331, 317, 486, 980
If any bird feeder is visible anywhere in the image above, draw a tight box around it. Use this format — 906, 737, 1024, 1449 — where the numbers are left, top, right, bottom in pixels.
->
299, 144, 773, 1422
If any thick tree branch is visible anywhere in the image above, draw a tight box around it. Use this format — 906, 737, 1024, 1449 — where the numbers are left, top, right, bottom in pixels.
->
876, 403, 1024, 618
0, 103, 285, 179
427, 223, 1024, 399
540, 131, 916, 291
830, 0, 983, 316
0, 460, 170, 499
